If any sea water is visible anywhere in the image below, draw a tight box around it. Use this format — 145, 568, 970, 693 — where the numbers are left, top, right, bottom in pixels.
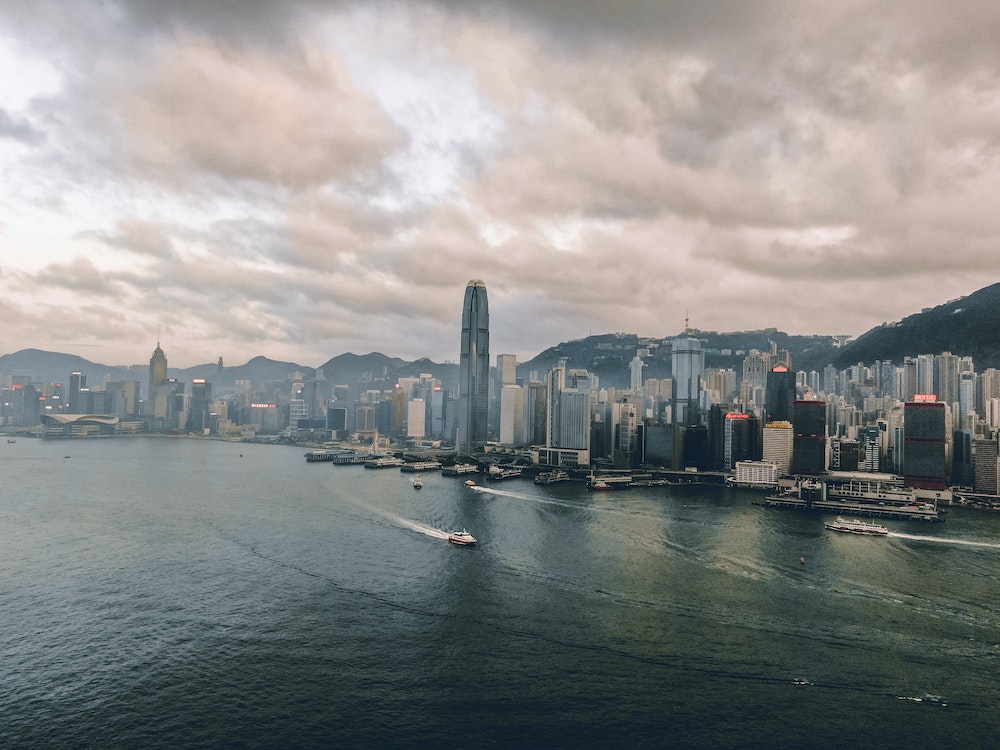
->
2, 437, 999, 748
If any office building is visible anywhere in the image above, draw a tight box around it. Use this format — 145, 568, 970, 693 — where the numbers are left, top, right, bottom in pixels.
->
791, 399, 826, 474
762, 421, 793, 476
671, 328, 704, 426
456, 280, 489, 453
902, 397, 947, 489
973, 436, 999, 495
765, 365, 796, 423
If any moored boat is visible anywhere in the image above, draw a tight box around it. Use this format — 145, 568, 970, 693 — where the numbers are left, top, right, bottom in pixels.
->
535, 469, 569, 484
824, 516, 889, 535
448, 529, 477, 546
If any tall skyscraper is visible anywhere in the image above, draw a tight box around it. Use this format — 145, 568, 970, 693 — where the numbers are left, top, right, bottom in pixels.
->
149, 342, 168, 420
902, 397, 947, 489
764, 365, 796, 423
791, 399, 827, 474
671, 328, 704, 426
456, 280, 489, 453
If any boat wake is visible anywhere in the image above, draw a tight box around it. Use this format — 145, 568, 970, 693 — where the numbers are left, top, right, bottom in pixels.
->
888, 532, 1000, 549
390, 515, 452, 540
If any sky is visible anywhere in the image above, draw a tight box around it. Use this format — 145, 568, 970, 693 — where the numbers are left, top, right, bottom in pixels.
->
2, 1, 1000, 368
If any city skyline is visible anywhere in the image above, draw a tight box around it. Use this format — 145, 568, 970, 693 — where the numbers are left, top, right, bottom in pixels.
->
4, 3, 1000, 368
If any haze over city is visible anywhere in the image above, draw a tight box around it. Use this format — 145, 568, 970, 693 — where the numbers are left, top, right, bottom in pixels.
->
3, 1, 1000, 368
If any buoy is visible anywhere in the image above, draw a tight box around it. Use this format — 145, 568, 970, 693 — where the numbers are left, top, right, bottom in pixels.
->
800, 556, 806, 565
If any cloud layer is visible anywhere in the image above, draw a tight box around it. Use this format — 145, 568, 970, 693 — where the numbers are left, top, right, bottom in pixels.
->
2, 1, 999, 367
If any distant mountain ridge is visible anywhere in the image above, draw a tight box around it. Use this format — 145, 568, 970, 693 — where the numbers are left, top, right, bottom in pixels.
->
4, 281, 1000, 389
834, 282, 1000, 370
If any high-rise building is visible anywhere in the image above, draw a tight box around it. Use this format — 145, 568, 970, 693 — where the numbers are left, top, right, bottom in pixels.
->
723, 413, 755, 470
671, 329, 704, 426
149, 343, 167, 400
762, 421, 793, 476
546, 360, 566, 448
629, 353, 645, 392
186, 378, 212, 433
973, 436, 999, 495
902, 397, 947, 489
456, 280, 489, 453
68, 372, 86, 413
149, 342, 169, 420
765, 366, 796, 423
791, 400, 827, 474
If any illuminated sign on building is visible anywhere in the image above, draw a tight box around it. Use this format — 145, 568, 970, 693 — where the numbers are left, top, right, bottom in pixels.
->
250, 403, 277, 409
913, 394, 938, 403
725, 413, 750, 420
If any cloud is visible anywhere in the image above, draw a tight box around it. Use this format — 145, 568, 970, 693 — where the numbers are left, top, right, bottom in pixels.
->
3, 1, 1000, 368
116, 37, 403, 189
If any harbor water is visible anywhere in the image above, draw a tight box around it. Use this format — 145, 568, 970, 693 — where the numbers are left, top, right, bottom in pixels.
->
3, 437, 1000, 748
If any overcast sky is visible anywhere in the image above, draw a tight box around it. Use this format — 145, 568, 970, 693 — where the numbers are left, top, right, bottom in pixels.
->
2, 1, 998, 368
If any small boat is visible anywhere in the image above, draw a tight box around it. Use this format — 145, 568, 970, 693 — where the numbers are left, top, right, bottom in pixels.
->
465, 479, 476, 486
448, 529, 477, 546
412, 477, 423, 489
825, 516, 889, 536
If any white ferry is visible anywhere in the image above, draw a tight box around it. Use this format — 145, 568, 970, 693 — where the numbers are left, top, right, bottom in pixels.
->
448, 529, 477, 546
534, 469, 569, 485
824, 516, 889, 536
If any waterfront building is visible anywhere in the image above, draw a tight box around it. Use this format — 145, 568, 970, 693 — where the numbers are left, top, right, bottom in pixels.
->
186, 378, 212, 433
952, 429, 973, 487
149, 343, 169, 421
733, 460, 779, 487
762, 421, 793, 476
902, 397, 948, 490
723, 413, 754, 470
791, 399, 827, 474
973, 436, 999, 495
68, 372, 86, 413
614, 399, 639, 468
671, 327, 704, 426
456, 280, 489, 453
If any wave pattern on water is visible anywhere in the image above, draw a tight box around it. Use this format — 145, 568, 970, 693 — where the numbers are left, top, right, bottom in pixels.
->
4, 438, 1000, 748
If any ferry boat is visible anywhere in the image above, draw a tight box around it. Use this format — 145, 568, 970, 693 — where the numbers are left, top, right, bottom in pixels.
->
364, 456, 405, 469
448, 529, 477, 546
534, 469, 569, 485
442, 463, 479, 476
412, 477, 423, 490
485, 464, 522, 480
824, 516, 889, 536
400, 461, 442, 473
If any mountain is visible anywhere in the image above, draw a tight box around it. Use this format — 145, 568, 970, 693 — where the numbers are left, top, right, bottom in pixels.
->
0, 349, 314, 389
834, 283, 1000, 369
519, 330, 839, 387
317, 352, 408, 384
0, 349, 141, 386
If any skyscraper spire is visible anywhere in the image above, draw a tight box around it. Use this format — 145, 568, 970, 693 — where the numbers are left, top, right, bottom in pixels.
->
456, 280, 490, 453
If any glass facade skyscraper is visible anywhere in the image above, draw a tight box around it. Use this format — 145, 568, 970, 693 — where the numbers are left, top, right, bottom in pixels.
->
671, 330, 704, 426
456, 280, 489, 453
